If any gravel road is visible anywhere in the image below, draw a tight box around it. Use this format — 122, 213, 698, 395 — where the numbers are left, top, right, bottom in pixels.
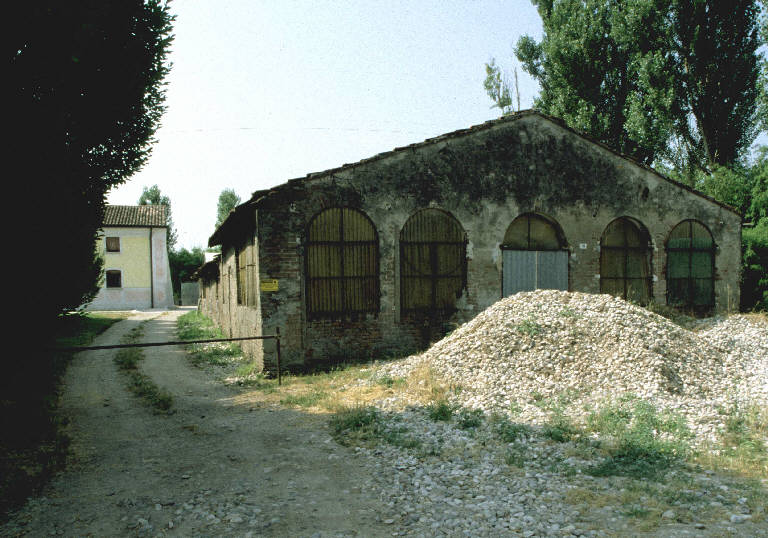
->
2, 309, 391, 537
2, 297, 766, 537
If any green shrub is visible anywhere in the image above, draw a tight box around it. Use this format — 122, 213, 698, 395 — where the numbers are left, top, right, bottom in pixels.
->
330, 406, 382, 446
742, 218, 768, 311
516, 317, 542, 336
426, 400, 455, 422
586, 396, 691, 478
280, 389, 328, 408
491, 414, 533, 442
543, 413, 578, 443
456, 408, 484, 429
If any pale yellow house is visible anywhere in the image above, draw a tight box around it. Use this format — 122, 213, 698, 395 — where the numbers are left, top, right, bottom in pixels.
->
88, 205, 174, 310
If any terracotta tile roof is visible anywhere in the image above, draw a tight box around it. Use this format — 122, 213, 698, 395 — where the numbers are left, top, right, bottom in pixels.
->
103, 205, 167, 227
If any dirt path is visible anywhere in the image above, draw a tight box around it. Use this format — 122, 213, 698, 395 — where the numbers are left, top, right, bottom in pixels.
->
3, 310, 391, 537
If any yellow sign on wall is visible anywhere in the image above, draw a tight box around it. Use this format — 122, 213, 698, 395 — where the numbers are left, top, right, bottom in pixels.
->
260, 279, 279, 292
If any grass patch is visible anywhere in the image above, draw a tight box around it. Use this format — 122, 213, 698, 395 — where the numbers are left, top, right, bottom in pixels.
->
1, 312, 126, 521
491, 414, 533, 443
330, 405, 422, 450
427, 400, 455, 422
456, 408, 484, 429
177, 310, 224, 340
504, 445, 528, 467
330, 405, 382, 446
516, 317, 542, 336
375, 374, 406, 389
696, 403, 768, 479
114, 324, 173, 413
177, 311, 242, 367
586, 395, 690, 479
280, 389, 329, 408
542, 413, 578, 443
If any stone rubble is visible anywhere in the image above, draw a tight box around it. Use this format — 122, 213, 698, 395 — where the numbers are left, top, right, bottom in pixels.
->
378, 290, 768, 444
360, 290, 768, 536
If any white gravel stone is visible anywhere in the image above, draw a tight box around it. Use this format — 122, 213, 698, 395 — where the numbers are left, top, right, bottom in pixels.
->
357, 291, 768, 536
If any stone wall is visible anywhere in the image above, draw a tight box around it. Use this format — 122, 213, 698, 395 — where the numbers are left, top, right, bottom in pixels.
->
209, 113, 742, 370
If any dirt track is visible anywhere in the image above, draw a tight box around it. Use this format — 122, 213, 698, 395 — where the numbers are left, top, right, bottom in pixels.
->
3, 309, 391, 537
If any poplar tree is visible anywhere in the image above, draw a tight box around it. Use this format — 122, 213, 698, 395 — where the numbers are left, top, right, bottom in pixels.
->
510, 0, 760, 171
9, 1, 173, 327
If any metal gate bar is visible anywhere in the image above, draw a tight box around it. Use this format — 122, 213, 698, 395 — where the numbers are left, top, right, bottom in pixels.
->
51, 328, 285, 385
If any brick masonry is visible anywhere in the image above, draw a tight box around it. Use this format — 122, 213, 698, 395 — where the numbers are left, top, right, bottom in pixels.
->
199, 112, 742, 371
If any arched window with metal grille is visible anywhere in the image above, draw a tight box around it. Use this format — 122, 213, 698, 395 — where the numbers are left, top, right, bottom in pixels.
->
600, 217, 652, 304
400, 208, 467, 315
666, 220, 715, 308
305, 207, 379, 319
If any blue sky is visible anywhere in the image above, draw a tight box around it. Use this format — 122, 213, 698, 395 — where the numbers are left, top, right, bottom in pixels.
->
107, 0, 544, 249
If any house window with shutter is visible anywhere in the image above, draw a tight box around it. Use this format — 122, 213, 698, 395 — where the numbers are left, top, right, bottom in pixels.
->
400, 208, 467, 315
106, 237, 120, 252
666, 220, 715, 308
306, 207, 379, 319
106, 270, 122, 288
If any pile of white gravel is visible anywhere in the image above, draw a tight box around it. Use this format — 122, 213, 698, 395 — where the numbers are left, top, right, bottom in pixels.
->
378, 290, 768, 443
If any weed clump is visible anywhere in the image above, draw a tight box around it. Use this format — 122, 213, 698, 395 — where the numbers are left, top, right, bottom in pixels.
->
330, 405, 381, 446
491, 414, 533, 443
427, 400, 455, 422
586, 396, 690, 478
457, 408, 484, 429
114, 324, 173, 413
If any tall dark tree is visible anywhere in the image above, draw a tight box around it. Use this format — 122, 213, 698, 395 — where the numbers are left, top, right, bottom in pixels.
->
138, 184, 178, 250
669, 0, 760, 169
9, 1, 173, 328
8, 0, 173, 382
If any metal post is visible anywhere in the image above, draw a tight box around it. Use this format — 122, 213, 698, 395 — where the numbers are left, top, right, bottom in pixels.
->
275, 327, 282, 386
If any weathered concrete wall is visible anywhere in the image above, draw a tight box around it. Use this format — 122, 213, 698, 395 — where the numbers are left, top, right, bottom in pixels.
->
198, 277, 222, 326
207, 211, 266, 370
214, 113, 742, 369
151, 227, 174, 308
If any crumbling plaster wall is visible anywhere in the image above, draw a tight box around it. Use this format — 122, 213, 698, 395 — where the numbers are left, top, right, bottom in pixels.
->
247, 114, 740, 369
211, 213, 266, 370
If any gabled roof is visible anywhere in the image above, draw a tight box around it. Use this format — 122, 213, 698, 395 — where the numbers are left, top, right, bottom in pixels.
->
104, 205, 167, 228
209, 109, 740, 246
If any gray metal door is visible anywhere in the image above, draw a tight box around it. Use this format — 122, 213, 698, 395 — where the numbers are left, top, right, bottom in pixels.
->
502, 250, 568, 296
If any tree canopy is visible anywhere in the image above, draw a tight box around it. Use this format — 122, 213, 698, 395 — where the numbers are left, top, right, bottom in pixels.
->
9, 1, 173, 328
139, 184, 178, 250
216, 188, 242, 228
508, 0, 760, 171
169, 247, 205, 301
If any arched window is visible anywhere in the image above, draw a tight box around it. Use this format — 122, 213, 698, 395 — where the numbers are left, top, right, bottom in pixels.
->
306, 208, 379, 319
400, 208, 466, 315
600, 217, 652, 304
501, 213, 568, 295
503, 213, 564, 250
666, 220, 715, 308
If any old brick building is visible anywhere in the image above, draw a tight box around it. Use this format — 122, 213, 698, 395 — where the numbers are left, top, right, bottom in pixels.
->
199, 111, 741, 371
